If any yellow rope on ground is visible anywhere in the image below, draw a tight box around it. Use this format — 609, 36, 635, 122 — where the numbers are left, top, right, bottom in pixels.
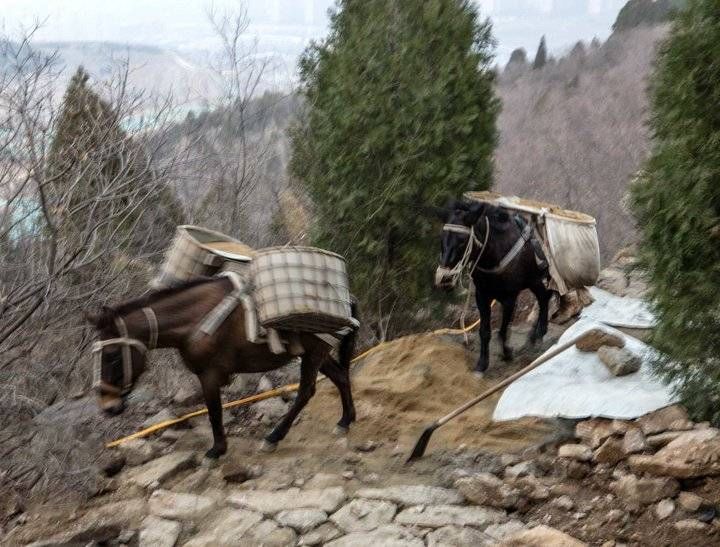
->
106, 316, 484, 448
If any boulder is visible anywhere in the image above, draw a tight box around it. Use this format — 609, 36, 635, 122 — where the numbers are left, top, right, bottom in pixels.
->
677, 492, 704, 512
551, 495, 575, 511
228, 487, 346, 515
594, 437, 625, 465
326, 525, 423, 547
173, 385, 200, 405
330, 499, 397, 533
298, 522, 343, 545
454, 473, 520, 509
611, 475, 679, 509
499, 525, 587, 546
628, 429, 720, 478
305, 473, 347, 489
575, 329, 624, 352
182, 508, 263, 546
511, 476, 550, 501
138, 516, 181, 547
127, 451, 195, 489
674, 519, 708, 532
357, 485, 463, 507
558, 444, 593, 462
276, 509, 328, 533
484, 520, 527, 541
149, 490, 215, 521
646, 431, 684, 449
598, 346, 641, 376
504, 461, 538, 479
575, 419, 625, 448
395, 505, 506, 529
426, 525, 492, 546
636, 405, 690, 435
244, 520, 297, 546
622, 428, 647, 455
655, 499, 675, 520
118, 439, 158, 467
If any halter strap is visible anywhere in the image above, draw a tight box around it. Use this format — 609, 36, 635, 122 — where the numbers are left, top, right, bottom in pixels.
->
476, 222, 534, 274
142, 307, 159, 350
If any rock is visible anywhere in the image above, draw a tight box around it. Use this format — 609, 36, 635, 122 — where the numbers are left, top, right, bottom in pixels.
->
276, 509, 328, 533
330, 498, 397, 533
98, 450, 126, 477
557, 460, 591, 480
395, 504, 506, 529
142, 409, 177, 429
551, 495, 575, 511
454, 473, 520, 509
499, 525, 587, 546
357, 485, 463, 506
612, 475, 679, 509
646, 431, 684, 449
596, 268, 628, 296
228, 487, 346, 514
149, 489, 215, 521
678, 492, 704, 512
355, 440, 379, 452
505, 461, 538, 479
253, 397, 289, 425
325, 524, 423, 547
575, 419, 624, 448
674, 519, 708, 532
127, 451, 195, 488
485, 520, 527, 541
598, 346, 641, 376
246, 521, 298, 547
222, 462, 262, 484
138, 516, 181, 547
299, 522, 343, 545
28, 525, 121, 547
622, 428, 647, 455
558, 444, 593, 462
575, 329, 624, 352
512, 476, 550, 501
182, 508, 263, 546
628, 429, 720, 478
173, 385, 199, 405
33, 397, 98, 426
636, 405, 690, 435
173, 469, 210, 493
258, 375, 274, 392
594, 437, 625, 465
655, 499, 675, 520
118, 439, 158, 467
305, 473, 347, 489
605, 509, 624, 523
426, 525, 491, 546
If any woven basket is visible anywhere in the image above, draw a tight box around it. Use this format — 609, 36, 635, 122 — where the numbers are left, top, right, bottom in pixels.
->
250, 247, 355, 333
151, 225, 253, 288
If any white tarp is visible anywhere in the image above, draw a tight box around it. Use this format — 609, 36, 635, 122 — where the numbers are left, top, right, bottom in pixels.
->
581, 286, 655, 329
493, 319, 677, 421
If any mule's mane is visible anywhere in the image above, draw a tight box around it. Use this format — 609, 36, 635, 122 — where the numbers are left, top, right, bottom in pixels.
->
109, 276, 222, 317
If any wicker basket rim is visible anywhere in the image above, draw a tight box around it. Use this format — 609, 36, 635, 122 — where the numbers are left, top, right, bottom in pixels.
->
252, 246, 347, 262
464, 191, 596, 225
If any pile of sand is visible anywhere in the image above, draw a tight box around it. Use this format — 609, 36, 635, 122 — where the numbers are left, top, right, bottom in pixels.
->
291, 333, 552, 454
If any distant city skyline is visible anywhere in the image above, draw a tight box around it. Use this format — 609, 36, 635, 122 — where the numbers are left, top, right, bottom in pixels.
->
2, 0, 629, 75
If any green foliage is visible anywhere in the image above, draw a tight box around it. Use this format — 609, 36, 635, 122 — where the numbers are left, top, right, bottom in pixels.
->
533, 36, 547, 70
613, 0, 687, 32
630, 0, 720, 422
290, 0, 499, 336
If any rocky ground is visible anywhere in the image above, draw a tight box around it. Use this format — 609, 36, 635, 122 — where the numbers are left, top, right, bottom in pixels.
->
4, 248, 720, 546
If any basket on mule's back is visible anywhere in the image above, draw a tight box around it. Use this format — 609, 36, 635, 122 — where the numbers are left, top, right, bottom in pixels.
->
250, 247, 357, 333
152, 225, 253, 288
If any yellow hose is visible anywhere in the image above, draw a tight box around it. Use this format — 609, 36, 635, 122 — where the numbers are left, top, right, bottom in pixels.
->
106, 317, 483, 448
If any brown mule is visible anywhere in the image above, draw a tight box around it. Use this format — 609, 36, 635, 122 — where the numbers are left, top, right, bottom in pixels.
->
86, 277, 358, 458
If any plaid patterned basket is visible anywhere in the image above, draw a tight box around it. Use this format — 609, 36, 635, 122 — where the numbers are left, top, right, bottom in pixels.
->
250, 246, 356, 333
151, 225, 252, 288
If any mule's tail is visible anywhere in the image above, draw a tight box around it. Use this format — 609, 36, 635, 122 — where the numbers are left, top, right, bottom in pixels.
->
338, 297, 360, 369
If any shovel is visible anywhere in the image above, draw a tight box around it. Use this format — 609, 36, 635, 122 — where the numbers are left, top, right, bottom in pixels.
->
406, 330, 593, 463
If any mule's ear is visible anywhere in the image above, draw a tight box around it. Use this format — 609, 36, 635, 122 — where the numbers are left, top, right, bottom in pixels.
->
85, 305, 110, 328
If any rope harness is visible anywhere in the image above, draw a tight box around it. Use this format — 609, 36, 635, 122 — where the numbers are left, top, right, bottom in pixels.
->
434, 218, 490, 289
92, 307, 158, 396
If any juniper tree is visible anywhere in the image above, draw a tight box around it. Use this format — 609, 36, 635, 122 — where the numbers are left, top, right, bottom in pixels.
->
290, 0, 499, 338
630, 0, 720, 422
533, 35, 547, 70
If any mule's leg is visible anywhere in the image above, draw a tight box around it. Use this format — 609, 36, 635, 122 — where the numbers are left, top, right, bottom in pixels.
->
199, 373, 227, 459
263, 358, 320, 450
529, 283, 551, 344
320, 359, 356, 434
498, 295, 517, 362
475, 293, 492, 375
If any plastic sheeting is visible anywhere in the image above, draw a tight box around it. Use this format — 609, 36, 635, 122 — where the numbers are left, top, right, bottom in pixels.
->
581, 286, 656, 329
493, 319, 677, 421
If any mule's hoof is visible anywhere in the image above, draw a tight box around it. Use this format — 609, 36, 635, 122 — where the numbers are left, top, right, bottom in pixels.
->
473, 371, 485, 379
259, 440, 278, 453
501, 350, 514, 362
333, 425, 349, 437
204, 446, 225, 459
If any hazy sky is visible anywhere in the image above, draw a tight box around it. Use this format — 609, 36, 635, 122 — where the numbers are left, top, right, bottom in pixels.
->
2, 0, 628, 66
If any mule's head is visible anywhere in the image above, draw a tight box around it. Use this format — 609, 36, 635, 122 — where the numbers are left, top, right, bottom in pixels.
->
433, 200, 486, 290
85, 307, 148, 416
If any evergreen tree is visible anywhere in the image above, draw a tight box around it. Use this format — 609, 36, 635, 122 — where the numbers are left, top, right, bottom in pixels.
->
630, 0, 720, 422
291, 0, 499, 337
533, 35, 547, 70
613, 0, 687, 32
